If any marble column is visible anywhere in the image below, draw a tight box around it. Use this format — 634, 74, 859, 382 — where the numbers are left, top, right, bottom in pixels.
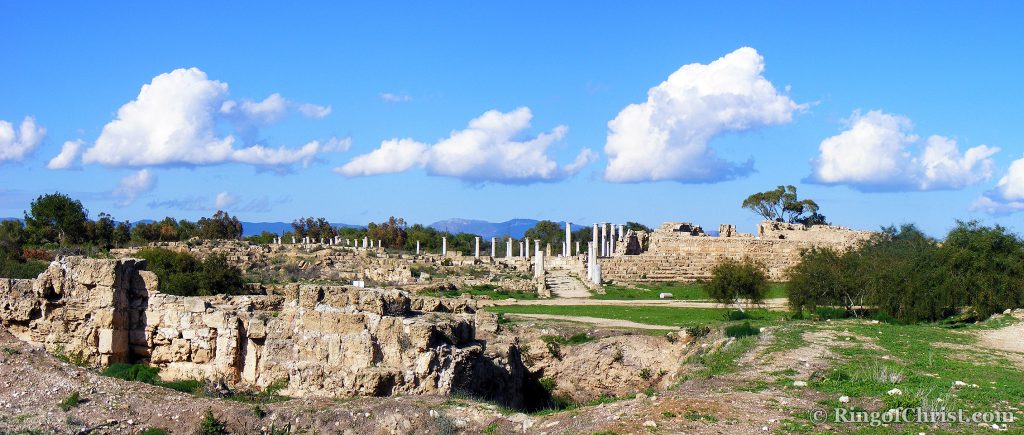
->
575, 241, 580, 256
534, 247, 544, 278
491, 237, 496, 257
442, 236, 447, 256
565, 221, 572, 258
474, 236, 480, 258
362, 237, 368, 249
587, 241, 596, 281
519, 242, 524, 257
592, 223, 599, 258
506, 238, 513, 258
416, 240, 420, 255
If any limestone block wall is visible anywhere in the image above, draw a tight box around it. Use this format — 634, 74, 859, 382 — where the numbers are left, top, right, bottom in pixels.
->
0, 257, 526, 405
600, 222, 875, 282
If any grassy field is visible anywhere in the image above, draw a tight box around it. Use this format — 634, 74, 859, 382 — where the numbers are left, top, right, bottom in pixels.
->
594, 281, 788, 301
487, 304, 787, 328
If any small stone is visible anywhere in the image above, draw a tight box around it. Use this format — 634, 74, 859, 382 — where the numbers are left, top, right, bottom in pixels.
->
887, 388, 903, 396
793, 381, 807, 387
839, 396, 850, 403
643, 420, 657, 428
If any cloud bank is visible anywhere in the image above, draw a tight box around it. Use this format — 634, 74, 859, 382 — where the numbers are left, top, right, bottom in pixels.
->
112, 169, 156, 206
0, 116, 46, 163
807, 110, 998, 191
603, 47, 805, 183
337, 107, 594, 183
972, 155, 1024, 215
82, 68, 340, 169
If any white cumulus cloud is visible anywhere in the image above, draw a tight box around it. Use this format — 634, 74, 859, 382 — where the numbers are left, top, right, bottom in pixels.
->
972, 155, 1024, 215
214, 191, 238, 209
0, 116, 46, 163
808, 110, 999, 191
112, 169, 156, 206
380, 92, 413, 103
336, 107, 593, 183
47, 139, 84, 170
603, 47, 805, 183
83, 67, 339, 168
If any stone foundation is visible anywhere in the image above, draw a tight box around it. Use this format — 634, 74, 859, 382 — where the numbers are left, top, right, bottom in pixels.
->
0, 257, 527, 407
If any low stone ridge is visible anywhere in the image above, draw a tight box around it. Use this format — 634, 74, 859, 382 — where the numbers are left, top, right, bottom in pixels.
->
0, 257, 528, 407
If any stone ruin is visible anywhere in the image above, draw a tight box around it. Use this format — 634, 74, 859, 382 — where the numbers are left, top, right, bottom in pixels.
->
598, 221, 875, 282
0, 257, 529, 407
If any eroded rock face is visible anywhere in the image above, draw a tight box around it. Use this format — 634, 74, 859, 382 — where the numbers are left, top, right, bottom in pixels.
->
0, 257, 527, 407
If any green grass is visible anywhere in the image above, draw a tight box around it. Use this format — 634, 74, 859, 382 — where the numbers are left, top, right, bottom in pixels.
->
594, 281, 787, 301
684, 336, 759, 379
782, 315, 1024, 430
101, 363, 202, 394
487, 305, 786, 328
423, 284, 538, 300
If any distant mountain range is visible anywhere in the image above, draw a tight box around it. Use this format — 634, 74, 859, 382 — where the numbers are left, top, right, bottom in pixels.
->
3, 217, 585, 239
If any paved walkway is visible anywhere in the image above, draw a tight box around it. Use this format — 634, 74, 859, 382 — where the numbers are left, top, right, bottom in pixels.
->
545, 269, 591, 298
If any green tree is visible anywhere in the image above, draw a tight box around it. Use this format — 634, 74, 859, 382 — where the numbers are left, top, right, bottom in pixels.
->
367, 216, 407, 249
941, 221, 1024, 319
290, 217, 337, 240
85, 212, 117, 248
624, 222, 652, 233
741, 185, 824, 225
23, 193, 89, 245
197, 211, 242, 240
787, 247, 864, 315
860, 225, 950, 322
524, 220, 563, 251
137, 248, 246, 296
704, 258, 769, 311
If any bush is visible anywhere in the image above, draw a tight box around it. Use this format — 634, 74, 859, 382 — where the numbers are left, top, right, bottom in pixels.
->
725, 310, 749, 321
724, 321, 760, 338
704, 258, 768, 309
199, 408, 227, 435
102, 363, 202, 394
787, 247, 863, 315
137, 248, 246, 296
0, 256, 48, 279
941, 221, 1024, 319
58, 391, 81, 411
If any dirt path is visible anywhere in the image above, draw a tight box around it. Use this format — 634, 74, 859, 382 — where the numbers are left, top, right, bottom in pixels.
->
545, 269, 591, 298
503, 313, 676, 330
484, 297, 789, 310
978, 316, 1024, 354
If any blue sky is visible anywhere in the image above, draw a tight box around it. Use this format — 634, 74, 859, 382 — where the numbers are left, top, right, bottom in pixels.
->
1, 2, 1023, 236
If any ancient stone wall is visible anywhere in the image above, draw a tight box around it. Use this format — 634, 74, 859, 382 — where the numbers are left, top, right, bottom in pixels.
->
600, 222, 874, 282
0, 257, 527, 406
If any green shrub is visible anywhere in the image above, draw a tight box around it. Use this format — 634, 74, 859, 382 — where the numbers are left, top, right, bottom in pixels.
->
685, 325, 710, 338
724, 321, 760, 338
137, 248, 246, 296
704, 258, 768, 309
58, 391, 81, 411
199, 408, 227, 435
101, 363, 201, 394
139, 429, 170, 435
0, 257, 48, 279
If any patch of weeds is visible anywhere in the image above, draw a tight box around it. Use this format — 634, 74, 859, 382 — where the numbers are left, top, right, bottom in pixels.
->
101, 363, 202, 394
199, 408, 227, 435
2, 347, 19, 356
724, 321, 760, 338
639, 368, 652, 380
434, 411, 457, 435
683, 336, 758, 380
541, 338, 562, 360
683, 410, 718, 422
661, 411, 677, 418
725, 310, 749, 321
58, 391, 81, 411
227, 378, 290, 404
483, 422, 499, 434
139, 429, 170, 435
685, 325, 710, 338
611, 346, 624, 363
53, 344, 89, 367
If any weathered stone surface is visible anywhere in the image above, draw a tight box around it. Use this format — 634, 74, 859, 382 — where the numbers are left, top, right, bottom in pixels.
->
602, 221, 874, 282
0, 256, 527, 407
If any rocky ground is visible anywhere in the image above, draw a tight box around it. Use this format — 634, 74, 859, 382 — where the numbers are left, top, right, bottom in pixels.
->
3, 312, 1022, 434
